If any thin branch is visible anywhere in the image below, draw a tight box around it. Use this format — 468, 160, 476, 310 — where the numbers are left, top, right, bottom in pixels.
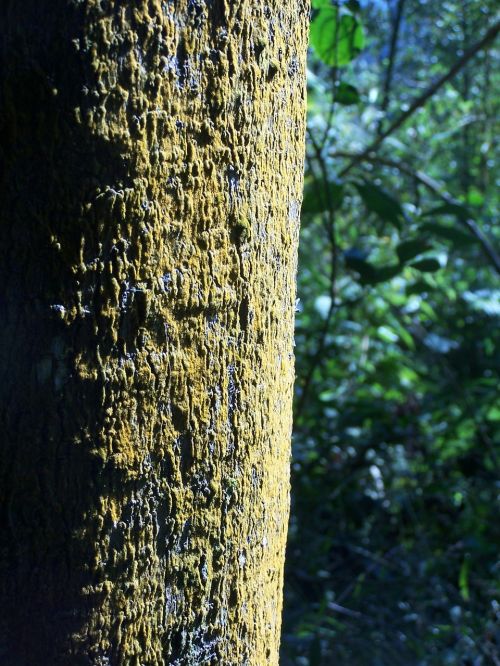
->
377, 0, 407, 135
331, 151, 500, 275
339, 18, 500, 178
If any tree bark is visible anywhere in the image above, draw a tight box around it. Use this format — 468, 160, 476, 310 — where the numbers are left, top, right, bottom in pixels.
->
0, 1, 308, 664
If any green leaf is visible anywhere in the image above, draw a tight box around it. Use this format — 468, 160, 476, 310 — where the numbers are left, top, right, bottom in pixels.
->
405, 278, 435, 295
302, 182, 344, 215
310, 6, 365, 67
345, 256, 376, 282
467, 187, 484, 207
377, 326, 399, 343
396, 325, 416, 351
420, 222, 477, 247
354, 181, 404, 229
486, 406, 500, 422
459, 556, 470, 602
345, 256, 401, 285
334, 81, 360, 105
372, 263, 402, 284
410, 258, 442, 273
423, 203, 471, 221
396, 239, 430, 263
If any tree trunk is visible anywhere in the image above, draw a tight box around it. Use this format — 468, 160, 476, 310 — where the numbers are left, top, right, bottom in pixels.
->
0, 1, 308, 664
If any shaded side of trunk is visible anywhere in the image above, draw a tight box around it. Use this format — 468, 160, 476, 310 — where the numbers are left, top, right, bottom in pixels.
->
0, 1, 308, 664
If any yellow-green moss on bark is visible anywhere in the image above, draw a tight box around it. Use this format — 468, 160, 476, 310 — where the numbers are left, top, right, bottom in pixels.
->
0, 1, 308, 663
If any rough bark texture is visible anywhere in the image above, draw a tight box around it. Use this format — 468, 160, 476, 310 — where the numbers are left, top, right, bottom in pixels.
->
0, 1, 308, 664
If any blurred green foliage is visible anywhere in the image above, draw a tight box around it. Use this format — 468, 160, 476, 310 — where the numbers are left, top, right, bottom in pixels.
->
282, 1, 500, 664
